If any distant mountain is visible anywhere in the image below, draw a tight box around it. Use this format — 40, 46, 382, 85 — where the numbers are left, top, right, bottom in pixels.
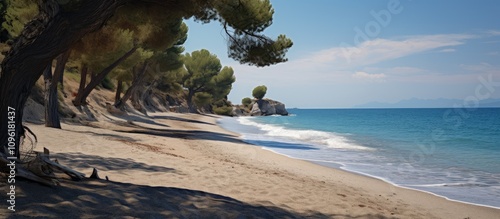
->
355, 98, 500, 108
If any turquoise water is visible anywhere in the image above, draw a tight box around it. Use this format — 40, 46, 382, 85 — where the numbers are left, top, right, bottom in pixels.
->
219, 108, 500, 208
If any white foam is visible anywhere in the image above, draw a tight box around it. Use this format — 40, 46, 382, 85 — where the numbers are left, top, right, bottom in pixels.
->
406, 182, 491, 188
237, 117, 373, 151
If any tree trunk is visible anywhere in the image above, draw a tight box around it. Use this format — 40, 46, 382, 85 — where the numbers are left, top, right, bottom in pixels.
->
43, 63, 61, 128
187, 89, 197, 113
131, 86, 143, 112
44, 49, 70, 128
115, 79, 123, 104
73, 46, 138, 106
114, 62, 148, 109
54, 49, 71, 98
74, 64, 88, 103
141, 79, 159, 111
0, 0, 130, 158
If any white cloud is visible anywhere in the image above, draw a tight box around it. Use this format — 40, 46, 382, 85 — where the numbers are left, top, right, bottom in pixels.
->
439, 48, 456, 53
385, 66, 426, 75
362, 66, 427, 76
460, 62, 493, 72
482, 40, 500, 44
352, 71, 386, 81
485, 30, 500, 36
302, 34, 475, 68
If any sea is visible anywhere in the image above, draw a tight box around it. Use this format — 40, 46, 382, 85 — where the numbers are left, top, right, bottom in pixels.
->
218, 108, 500, 208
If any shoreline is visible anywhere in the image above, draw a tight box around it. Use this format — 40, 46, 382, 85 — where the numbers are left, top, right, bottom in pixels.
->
222, 118, 500, 211
216, 114, 500, 217
2, 112, 499, 218
218, 115, 500, 211
262, 146, 500, 210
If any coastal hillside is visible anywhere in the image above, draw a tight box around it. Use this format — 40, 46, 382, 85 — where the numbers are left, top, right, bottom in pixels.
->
22, 73, 289, 125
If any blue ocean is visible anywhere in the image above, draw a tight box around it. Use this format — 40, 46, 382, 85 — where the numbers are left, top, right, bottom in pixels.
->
219, 108, 500, 208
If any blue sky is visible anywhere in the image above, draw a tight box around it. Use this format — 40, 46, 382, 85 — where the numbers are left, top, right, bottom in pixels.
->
183, 0, 500, 108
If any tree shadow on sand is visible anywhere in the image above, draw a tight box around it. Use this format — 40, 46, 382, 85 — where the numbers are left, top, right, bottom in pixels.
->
150, 114, 214, 126
114, 128, 321, 152
0, 178, 392, 219
115, 128, 244, 144
103, 113, 171, 128
62, 129, 140, 143
51, 152, 175, 173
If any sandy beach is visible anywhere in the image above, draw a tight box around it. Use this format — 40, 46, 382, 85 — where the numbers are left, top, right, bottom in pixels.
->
1, 112, 499, 218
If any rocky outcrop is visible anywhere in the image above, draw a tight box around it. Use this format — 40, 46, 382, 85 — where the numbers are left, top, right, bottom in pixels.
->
249, 99, 288, 116
274, 102, 288, 115
230, 107, 242, 116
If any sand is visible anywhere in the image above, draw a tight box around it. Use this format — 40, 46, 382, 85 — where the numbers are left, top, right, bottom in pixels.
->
1, 111, 499, 218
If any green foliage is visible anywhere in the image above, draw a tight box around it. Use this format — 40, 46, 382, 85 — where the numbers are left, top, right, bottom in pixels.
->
72, 6, 188, 89
213, 106, 233, 116
242, 97, 252, 107
182, 49, 237, 99
228, 34, 293, 67
182, 49, 237, 112
211, 66, 235, 100
111, 47, 154, 82
1, 0, 38, 38
72, 26, 136, 72
146, 25, 187, 93
152, 0, 293, 67
212, 99, 232, 107
215, 0, 273, 33
112, 4, 187, 51
195, 0, 293, 67
156, 67, 186, 93
100, 75, 115, 90
212, 98, 233, 116
193, 92, 213, 107
182, 49, 222, 92
252, 85, 267, 99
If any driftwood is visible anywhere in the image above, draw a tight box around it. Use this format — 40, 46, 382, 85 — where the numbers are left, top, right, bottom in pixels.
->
0, 147, 117, 187
37, 148, 86, 180
1, 147, 87, 186
0, 156, 54, 186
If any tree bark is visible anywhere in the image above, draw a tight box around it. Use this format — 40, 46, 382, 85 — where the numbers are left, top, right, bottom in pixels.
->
75, 64, 88, 102
141, 79, 159, 111
0, 0, 129, 157
73, 46, 138, 106
115, 79, 123, 104
131, 86, 143, 112
187, 89, 198, 113
114, 62, 148, 109
44, 50, 70, 128
54, 49, 71, 97
43, 63, 61, 128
